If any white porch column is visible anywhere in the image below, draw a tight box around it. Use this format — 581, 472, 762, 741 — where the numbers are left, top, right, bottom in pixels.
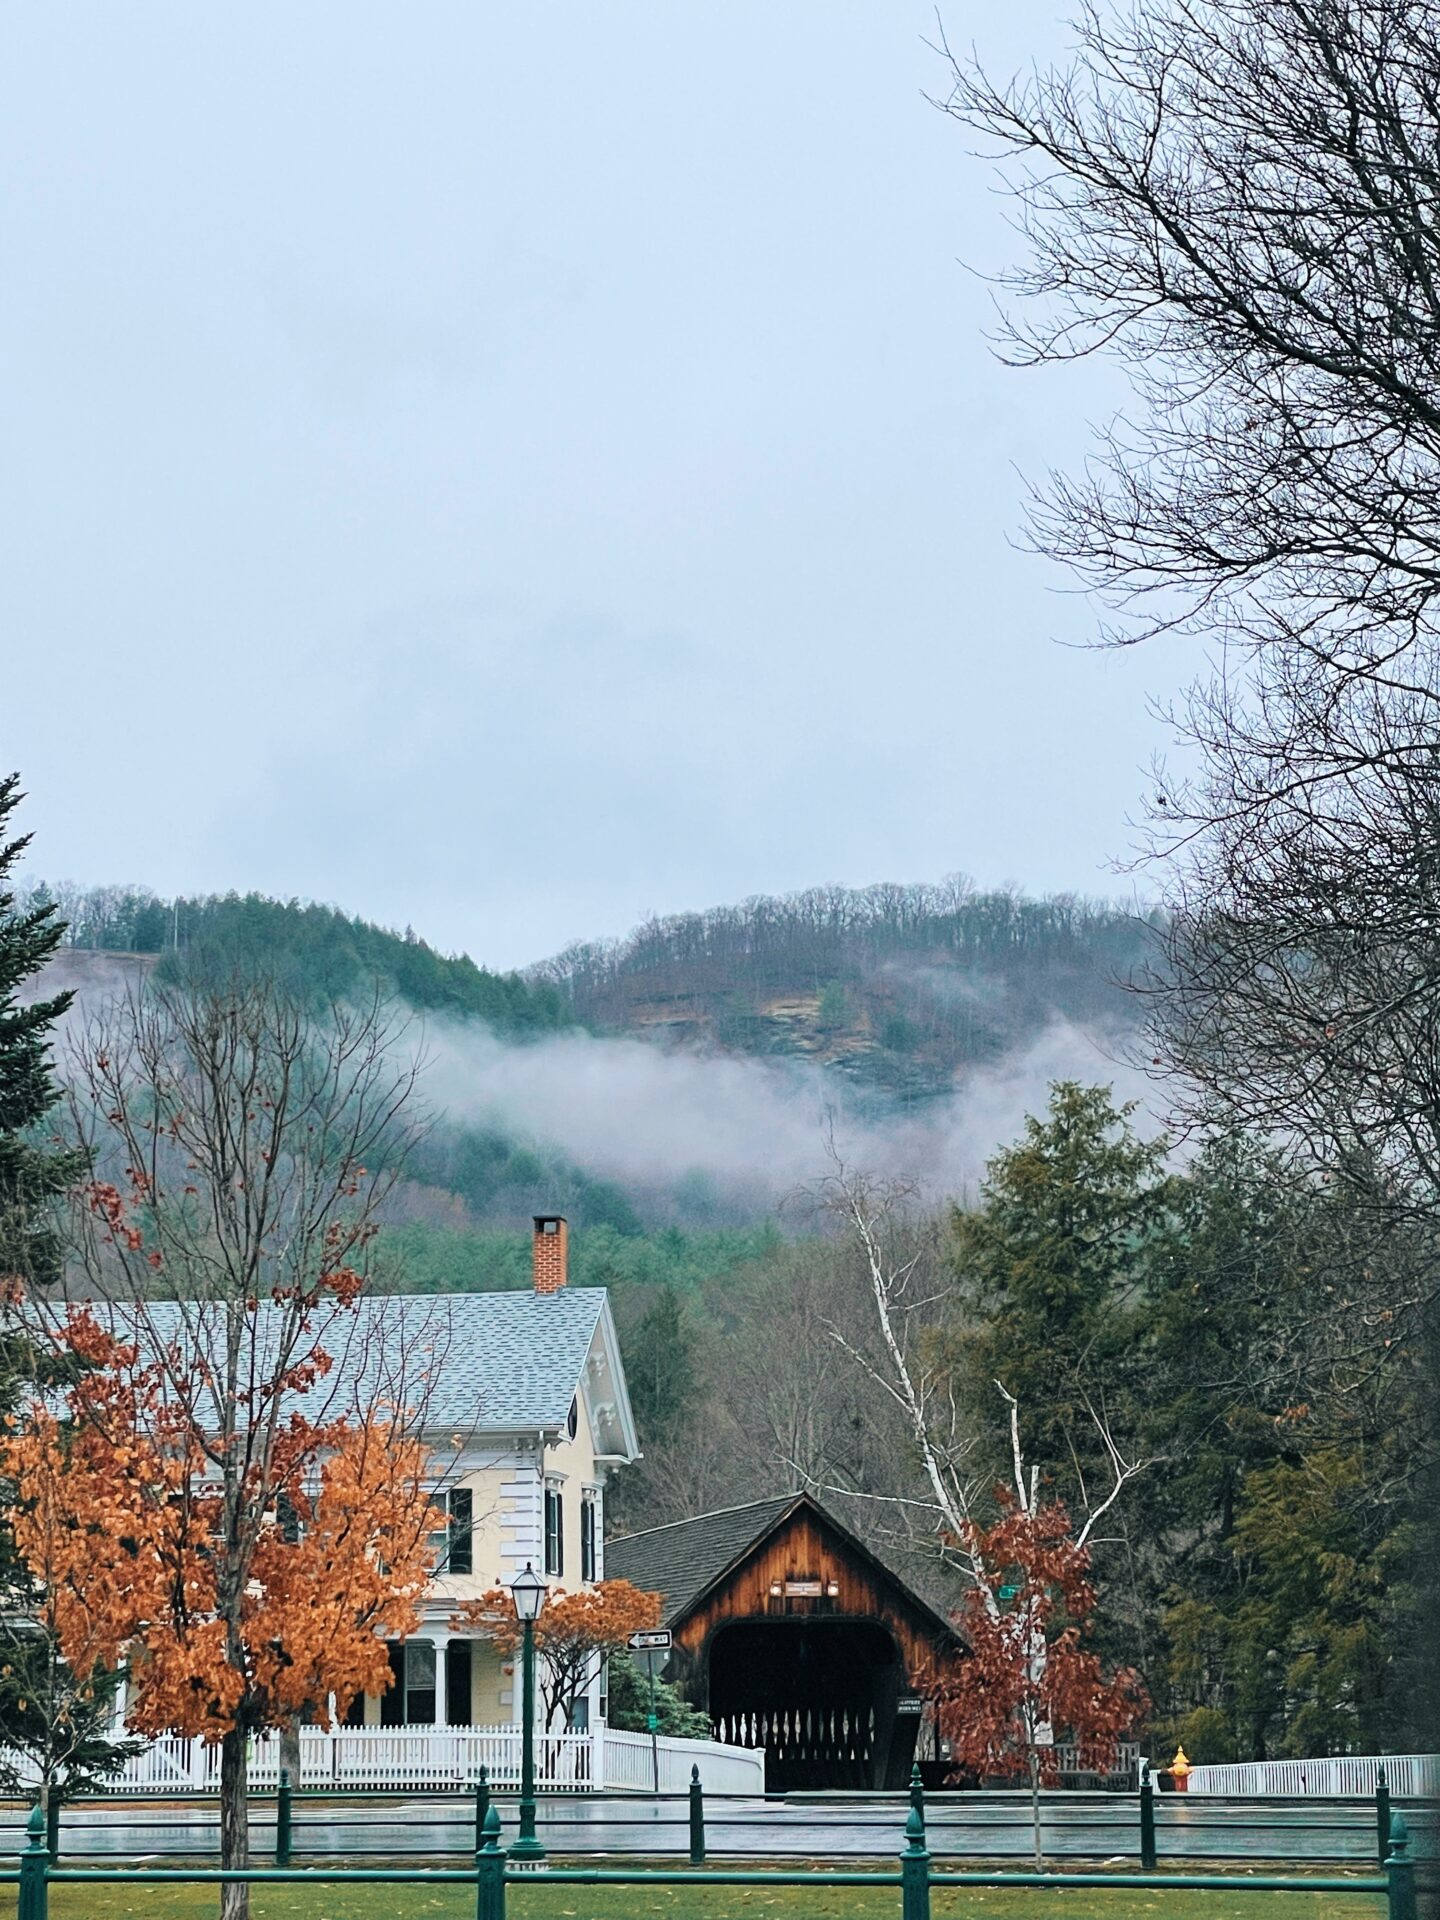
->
433, 1629, 452, 1727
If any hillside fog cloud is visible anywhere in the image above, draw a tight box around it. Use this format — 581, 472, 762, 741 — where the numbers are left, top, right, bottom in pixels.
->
29, 957, 1159, 1210
422, 1016, 1158, 1208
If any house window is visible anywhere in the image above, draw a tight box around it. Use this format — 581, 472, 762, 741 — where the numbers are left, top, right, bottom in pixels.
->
544, 1485, 564, 1578
445, 1640, 473, 1726
404, 1641, 437, 1725
430, 1487, 474, 1575
580, 1494, 596, 1583
381, 1640, 436, 1726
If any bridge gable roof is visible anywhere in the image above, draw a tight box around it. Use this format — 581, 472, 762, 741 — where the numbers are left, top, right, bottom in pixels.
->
606, 1491, 959, 1644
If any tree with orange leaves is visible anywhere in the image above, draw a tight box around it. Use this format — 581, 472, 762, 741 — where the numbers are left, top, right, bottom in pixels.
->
5, 975, 440, 1920
2, 1312, 436, 1795
456, 1579, 662, 1732
940, 1493, 1148, 1785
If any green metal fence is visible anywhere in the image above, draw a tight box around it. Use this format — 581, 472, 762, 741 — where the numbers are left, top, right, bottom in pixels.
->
11, 1762, 1427, 1866
2, 1775, 1417, 1920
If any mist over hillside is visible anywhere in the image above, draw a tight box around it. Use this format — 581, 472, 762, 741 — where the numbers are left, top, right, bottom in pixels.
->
22, 877, 1161, 1233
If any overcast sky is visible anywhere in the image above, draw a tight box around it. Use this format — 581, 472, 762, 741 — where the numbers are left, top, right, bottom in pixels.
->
2, 3, 1190, 971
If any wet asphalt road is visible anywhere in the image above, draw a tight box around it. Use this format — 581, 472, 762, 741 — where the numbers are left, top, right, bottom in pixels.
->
7, 1793, 1435, 1865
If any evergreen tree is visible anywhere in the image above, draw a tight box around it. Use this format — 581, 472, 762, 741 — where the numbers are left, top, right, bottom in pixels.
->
605, 1652, 711, 1739
1146, 1164, 1431, 1761
949, 1082, 1178, 1507
623, 1285, 697, 1450
0, 774, 80, 1297
0, 776, 129, 1806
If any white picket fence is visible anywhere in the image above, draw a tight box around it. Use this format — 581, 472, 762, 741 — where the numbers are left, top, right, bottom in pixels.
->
1053, 1741, 1141, 1782
32, 1723, 764, 1796
1185, 1754, 1440, 1798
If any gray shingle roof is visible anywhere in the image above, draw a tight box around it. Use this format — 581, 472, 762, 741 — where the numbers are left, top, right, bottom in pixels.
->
129, 1289, 611, 1434
605, 1494, 802, 1623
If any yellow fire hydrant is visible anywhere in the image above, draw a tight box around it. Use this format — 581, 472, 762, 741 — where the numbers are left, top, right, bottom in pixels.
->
1172, 1746, 1191, 1794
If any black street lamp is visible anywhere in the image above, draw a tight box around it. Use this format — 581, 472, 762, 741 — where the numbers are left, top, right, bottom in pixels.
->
509, 1562, 548, 1863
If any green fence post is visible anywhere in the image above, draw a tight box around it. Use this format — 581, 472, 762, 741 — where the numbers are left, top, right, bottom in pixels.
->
1376, 1765, 1391, 1870
18, 1802, 48, 1920
689, 1763, 706, 1864
477, 1802, 507, 1920
276, 1766, 294, 1867
474, 1765, 491, 1853
1140, 1762, 1157, 1870
909, 1761, 926, 1829
1386, 1811, 1417, 1920
901, 1802, 931, 1920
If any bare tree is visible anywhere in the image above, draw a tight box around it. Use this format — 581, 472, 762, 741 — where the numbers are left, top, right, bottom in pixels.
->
938, 0, 1440, 1292
812, 1157, 1148, 1607
812, 1155, 1150, 1853
935, 0, 1440, 690
1141, 669, 1440, 1247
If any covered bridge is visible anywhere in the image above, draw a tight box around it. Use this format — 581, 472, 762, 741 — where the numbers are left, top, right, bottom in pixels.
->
605, 1492, 964, 1791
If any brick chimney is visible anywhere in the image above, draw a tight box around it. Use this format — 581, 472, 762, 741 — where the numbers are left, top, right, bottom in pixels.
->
532, 1215, 568, 1294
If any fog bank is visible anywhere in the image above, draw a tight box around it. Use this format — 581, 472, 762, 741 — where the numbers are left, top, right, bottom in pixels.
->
422, 1015, 1157, 1208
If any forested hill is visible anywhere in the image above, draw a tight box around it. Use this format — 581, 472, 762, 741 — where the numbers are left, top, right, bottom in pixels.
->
27, 878, 1159, 1230
26, 885, 568, 1037
534, 881, 1159, 1103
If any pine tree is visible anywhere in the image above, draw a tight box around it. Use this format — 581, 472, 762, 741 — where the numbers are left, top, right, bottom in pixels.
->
0, 773, 80, 1298
0, 774, 117, 1809
949, 1082, 1178, 1504
624, 1286, 697, 1450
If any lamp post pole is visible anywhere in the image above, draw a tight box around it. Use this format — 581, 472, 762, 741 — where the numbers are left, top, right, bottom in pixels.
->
509, 1562, 548, 1866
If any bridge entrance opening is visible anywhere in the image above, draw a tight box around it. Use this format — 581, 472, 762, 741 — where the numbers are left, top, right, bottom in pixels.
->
707, 1618, 915, 1791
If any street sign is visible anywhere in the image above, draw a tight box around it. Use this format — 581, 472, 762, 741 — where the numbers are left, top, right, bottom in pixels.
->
998, 1584, 1020, 1601
627, 1630, 672, 1794
896, 1697, 923, 1716
628, 1629, 673, 1653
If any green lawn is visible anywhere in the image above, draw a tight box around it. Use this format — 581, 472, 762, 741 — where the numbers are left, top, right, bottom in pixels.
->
0, 1877, 1387, 1920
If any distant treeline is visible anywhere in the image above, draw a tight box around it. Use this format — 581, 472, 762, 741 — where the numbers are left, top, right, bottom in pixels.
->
535, 880, 1162, 1090
538, 879, 1159, 995
20, 883, 568, 1038
371, 1219, 784, 1294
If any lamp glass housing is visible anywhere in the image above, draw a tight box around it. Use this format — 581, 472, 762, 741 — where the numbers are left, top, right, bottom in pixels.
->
510, 1561, 549, 1623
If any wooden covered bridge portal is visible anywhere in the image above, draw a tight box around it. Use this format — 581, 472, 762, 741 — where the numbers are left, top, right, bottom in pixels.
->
605, 1493, 964, 1792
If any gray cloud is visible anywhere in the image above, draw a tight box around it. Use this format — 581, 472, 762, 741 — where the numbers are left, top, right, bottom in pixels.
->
2, 1, 1196, 971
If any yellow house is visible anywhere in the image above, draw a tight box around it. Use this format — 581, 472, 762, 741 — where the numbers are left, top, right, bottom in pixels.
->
124, 1214, 639, 1747
346, 1215, 641, 1731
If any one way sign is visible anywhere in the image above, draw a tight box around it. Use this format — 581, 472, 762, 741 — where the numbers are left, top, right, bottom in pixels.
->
627, 1629, 673, 1653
